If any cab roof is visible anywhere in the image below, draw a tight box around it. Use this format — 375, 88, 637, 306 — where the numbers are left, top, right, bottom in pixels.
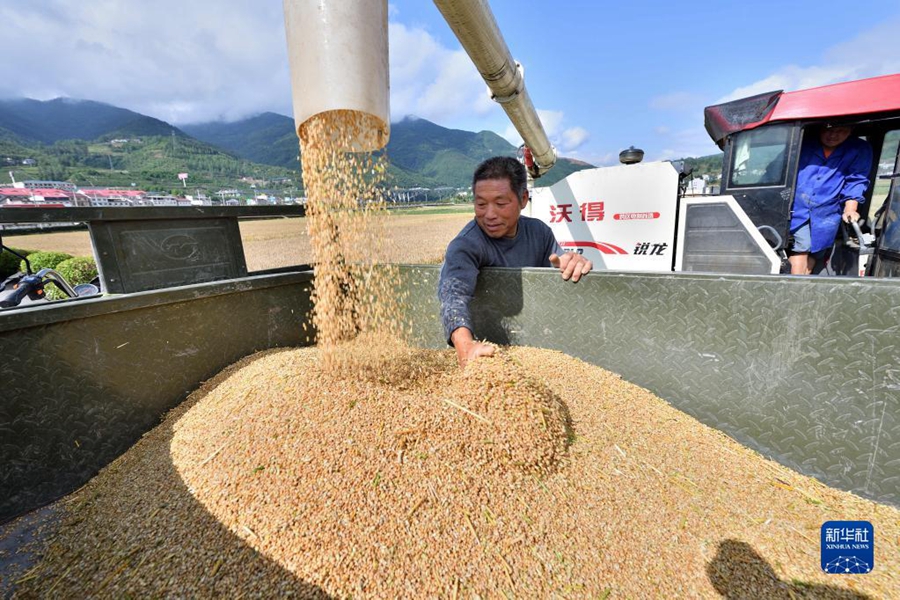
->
704, 73, 900, 147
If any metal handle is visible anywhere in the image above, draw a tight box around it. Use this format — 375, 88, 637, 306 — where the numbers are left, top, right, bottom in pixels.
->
877, 172, 900, 180
757, 225, 783, 250
36, 268, 78, 298
850, 220, 866, 244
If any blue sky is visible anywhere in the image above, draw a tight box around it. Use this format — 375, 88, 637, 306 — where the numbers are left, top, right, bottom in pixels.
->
1, 1, 899, 164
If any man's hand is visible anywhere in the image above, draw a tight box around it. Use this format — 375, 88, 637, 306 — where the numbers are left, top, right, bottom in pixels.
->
450, 327, 494, 369
842, 200, 860, 223
549, 252, 593, 282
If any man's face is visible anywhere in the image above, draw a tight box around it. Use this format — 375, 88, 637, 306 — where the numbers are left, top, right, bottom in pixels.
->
820, 126, 852, 150
473, 178, 527, 239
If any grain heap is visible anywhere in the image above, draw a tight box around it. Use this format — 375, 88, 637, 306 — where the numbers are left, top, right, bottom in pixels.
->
10, 346, 899, 597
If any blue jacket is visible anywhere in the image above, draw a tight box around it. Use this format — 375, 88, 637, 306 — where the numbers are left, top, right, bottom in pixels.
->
791, 136, 873, 253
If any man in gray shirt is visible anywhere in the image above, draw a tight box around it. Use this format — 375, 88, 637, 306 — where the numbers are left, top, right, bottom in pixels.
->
439, 156, 592, 367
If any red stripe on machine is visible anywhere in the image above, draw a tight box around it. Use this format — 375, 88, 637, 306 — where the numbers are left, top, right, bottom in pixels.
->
560, 241, 629, 255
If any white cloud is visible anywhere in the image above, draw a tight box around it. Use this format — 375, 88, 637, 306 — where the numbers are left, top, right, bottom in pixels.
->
560, 127, 589, 151
0, 0, 291, 124
649, 91, 704, 112
0, 0, 587, 157
718, 17, 900, 103
648, 127, 719, 161
574, 151, 615, 167
501, 109, 589, 155
0, 2, 505, 127
536, 109, 564, 138
389, 22, 498, 123
646, 17, 900, 161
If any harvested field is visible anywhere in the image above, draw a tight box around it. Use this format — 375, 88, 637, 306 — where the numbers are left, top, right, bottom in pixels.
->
6, 345, 897, 598
2, 210, 472, 271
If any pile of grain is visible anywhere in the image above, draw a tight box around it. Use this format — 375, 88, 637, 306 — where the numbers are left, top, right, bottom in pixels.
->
9, 346, 898, 598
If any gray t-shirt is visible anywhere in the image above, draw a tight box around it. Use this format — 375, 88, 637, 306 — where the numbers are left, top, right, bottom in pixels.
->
438, 216, 562, 343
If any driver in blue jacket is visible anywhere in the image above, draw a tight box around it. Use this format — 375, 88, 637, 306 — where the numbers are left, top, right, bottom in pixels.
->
789, 123, 873, 275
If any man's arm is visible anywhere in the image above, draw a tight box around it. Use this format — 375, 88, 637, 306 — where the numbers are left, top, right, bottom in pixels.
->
439, 237, 493, 367
841, 141, 874, 223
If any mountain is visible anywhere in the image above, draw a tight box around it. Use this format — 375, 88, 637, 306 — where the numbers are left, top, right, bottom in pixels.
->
0, 99, 297, 193
0, 97, 595, 193
0, 98, 183, 144
182, 112, 300, 169
681, 153, 723, 178
184, 113, 593, 188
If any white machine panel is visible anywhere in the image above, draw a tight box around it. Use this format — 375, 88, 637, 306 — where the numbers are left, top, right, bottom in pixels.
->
528, 161, 680, 271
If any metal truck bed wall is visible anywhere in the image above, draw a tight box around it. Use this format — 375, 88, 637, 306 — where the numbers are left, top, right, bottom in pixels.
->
2, 265, 899, 523
0, 271, 314, 523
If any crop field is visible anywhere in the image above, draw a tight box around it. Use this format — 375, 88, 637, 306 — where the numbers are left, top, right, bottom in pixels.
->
3, 207, 474, 271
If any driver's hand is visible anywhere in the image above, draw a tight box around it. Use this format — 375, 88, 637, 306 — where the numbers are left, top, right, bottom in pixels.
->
549, 252, 593, 282
842, 209, 860, 223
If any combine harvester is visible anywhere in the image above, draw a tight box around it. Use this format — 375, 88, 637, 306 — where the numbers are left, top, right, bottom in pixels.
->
528, 74, 900, 278
0, 0, 898, 555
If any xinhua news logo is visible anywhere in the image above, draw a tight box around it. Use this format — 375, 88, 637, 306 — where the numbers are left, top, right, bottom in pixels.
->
821, 521, 874, 574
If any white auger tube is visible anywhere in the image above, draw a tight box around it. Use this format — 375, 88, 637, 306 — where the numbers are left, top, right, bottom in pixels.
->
282, 0, 390, 152
432, 0, 557, 176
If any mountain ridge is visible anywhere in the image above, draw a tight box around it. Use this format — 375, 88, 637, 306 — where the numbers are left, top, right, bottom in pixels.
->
3, 97, 694, 192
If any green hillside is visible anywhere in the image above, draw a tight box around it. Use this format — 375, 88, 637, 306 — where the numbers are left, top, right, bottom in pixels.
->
680, 153, 724, 178
185, 112, 593, 189
1, 135, 298, 194
182, 112, 301, 170
1, 98, 597, 195
0, 98, 181, 144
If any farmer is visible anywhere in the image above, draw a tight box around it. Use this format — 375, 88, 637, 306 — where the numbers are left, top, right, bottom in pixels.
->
789, 124, 873, 275
438, 156, 592, 368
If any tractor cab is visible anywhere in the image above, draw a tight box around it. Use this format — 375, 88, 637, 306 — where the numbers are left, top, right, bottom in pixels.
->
702, 74, 900, 277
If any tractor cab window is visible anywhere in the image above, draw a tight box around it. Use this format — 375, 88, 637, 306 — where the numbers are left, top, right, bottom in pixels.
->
728, 124, 791, 188
872, 130, 900, 209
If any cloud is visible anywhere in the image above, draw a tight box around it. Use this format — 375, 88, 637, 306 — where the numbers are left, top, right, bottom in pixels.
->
649, 127, 720, 161
0, 0, 585, 159
560, 127, 589, 151
718, 16, 900, 103
644, 17, 900, 161
649, 91, 704, 112
570, 151, 615, 167
0, 2, 503, 127
0, 0, 291, 124
502, 109, 590, 154
389, 22, 498, 123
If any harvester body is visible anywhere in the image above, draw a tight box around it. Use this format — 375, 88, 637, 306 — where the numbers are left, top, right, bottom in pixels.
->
530, 74, 900, 278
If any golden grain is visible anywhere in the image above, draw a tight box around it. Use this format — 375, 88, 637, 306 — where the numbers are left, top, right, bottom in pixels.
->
12, 345, 898, 598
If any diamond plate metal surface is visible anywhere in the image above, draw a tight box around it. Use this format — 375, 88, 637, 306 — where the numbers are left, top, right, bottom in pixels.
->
0, 273, 314, 523
398, 265, 900, 507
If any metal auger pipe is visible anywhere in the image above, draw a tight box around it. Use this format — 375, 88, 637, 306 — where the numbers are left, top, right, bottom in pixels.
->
433, 0, 557, 177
